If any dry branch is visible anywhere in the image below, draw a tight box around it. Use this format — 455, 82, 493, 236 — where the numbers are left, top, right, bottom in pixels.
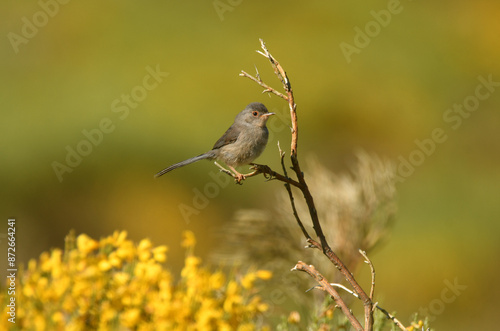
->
225, 39, 408, 331
359, 249, 376, 302
292, 261, 363, 331
310, 281, 407, 331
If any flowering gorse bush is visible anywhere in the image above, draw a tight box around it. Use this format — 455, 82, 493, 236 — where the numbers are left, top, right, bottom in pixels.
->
1, 231, 271, 331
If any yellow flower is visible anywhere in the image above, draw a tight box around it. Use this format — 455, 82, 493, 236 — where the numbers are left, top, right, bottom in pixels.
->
99, 301, 117, 325
181, 230, 196, 248
209, 271, 226, 290
241, 272, 257, 290
257, 302, 269, 313
223, 281, 243, 313
407, 320, 424, 331
76, 234, 99, 256
288, 311, 301, 324
143, 263, 162, 281
33, 314, 47, 330
98, 259, 113, 272
116, 241, 136, 261
247, 296, 268, 313
138, 239, 152, 261
242, 270, 272, 289
138, 238, 152, 251
22, 282, 35, 297
53, 275, 70, 297
113, 271, 130, 286
120, 308, 141, 328
109, 254, 122, 268
27, 258, 37, 272
0, 231, 272, 331
196, 299, 223, 329
39, 251, 51, 272
256, 270, 272, 280
134, 261, 148, 278
114, 230, 128, 246
52, 311, 65, 324
218, 321, 233, 331
62, 295, 76, 312
181, 256, 201, 279
49, 249, 63, 278
152, 245, 168, 263
81, 265, 100, 278
237, 323, 256, 331
324, 306, 334, 319
76, 234, 99, 255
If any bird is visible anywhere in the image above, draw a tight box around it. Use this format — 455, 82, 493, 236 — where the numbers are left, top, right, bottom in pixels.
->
155, 102, 274, 182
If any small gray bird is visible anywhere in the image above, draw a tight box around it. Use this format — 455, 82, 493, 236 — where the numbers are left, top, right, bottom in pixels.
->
155, 102, 274, 182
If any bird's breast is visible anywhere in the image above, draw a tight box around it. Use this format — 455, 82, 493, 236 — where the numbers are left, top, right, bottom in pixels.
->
217, 127, 269, 167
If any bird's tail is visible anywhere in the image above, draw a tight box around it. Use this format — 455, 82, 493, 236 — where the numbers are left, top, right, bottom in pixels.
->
154, 152, 215, 178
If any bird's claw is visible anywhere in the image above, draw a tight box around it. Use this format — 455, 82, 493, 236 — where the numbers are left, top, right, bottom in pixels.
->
234, 173, 245, 184
228, 166, 246, 184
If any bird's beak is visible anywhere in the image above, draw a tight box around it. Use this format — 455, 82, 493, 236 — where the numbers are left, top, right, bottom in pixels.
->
261, 112, 275, 118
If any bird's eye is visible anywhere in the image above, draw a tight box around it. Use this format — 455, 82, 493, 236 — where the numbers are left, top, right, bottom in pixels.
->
252, 111, 259, 117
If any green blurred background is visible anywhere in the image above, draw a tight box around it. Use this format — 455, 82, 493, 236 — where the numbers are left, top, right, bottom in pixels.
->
1, 0, 499, 329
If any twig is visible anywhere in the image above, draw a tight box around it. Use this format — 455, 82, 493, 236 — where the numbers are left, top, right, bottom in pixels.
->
250, 164, 302, 187
308, 282, 407, 331
256, 40, 291, 92
292, 261, 363, 331
306, 238, 374, 328
278, 142, 311, 240
214, 161, 233, 177
375, 306, 407, 330
214, 161, 246, 185
239, 70, 288, 100
360, 250, 375, 331
359, 250, 375, 303
216, 160, 291, 186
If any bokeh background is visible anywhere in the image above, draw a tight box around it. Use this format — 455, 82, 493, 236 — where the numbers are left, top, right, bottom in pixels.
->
2, 0, 499, 329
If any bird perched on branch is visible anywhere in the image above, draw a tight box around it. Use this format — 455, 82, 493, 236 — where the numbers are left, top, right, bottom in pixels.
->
155, 102, 274, 183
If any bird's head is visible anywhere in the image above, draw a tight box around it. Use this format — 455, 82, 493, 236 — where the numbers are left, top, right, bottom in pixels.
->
238, 102, 275, 127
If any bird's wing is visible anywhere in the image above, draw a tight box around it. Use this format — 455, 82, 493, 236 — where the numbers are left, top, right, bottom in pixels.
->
212, 124, 240, 150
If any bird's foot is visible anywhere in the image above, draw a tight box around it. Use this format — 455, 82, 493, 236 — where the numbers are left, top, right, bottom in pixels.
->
235, 173, 245, 184
228, 166, 246, 184
215, 162, 253, 184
